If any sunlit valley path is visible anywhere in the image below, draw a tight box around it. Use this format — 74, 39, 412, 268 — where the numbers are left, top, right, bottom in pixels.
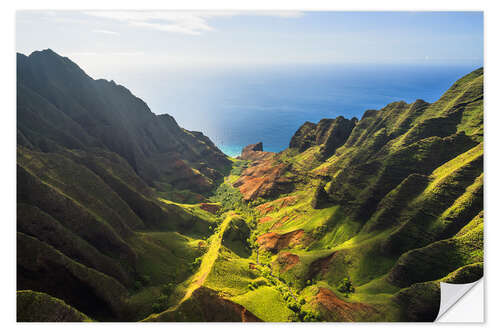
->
144, 213, 251, 321
17, 50, 483, 322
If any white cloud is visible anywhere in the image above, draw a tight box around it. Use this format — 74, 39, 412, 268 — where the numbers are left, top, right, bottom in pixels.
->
83, 11, 303, 35
65, 52, 99, 57
66, 51, 144, 57
92, 29, 119, 35
110, 51, 144, 56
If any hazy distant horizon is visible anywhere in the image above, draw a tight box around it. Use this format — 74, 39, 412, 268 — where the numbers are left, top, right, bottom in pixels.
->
16, 48, 482, 157
110, 62, 478, 157
16, 11, 483, 156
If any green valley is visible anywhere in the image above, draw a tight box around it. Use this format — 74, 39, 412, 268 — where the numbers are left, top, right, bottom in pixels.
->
16, 49, 483, 322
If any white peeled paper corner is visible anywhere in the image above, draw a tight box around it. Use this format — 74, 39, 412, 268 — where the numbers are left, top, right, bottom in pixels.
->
435, 278, 484, 322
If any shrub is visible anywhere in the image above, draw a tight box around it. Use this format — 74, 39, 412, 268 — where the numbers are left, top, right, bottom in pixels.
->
247, 217, 257, 229
337, 277, 355, 294
249, 197, 266, 207
312, 225, 328, 238
162, 282, 175, 295
260, 266, 272, 278
141, 275, 151, 286
134, 281, 143, 290
151, 295, 169, 313
299, 309, 321, 322
248, 281, 258, 291
286, 299, 300, 312
189, 257, 203, 272
151, 302, 163, 313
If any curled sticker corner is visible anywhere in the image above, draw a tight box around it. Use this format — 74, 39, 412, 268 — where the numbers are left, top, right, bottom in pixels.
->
436, 278, 483, 322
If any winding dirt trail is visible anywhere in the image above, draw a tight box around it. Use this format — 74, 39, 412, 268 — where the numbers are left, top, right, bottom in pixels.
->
147, 213, 235, 318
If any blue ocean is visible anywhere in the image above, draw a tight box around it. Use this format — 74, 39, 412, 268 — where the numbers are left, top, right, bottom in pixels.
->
117, 63, 482, 157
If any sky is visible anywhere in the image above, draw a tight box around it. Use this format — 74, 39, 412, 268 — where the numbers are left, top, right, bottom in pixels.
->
16, 11, 483, 76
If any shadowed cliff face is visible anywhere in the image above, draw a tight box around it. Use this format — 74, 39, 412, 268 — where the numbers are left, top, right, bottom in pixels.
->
289, 116, 358, 160
17, 290, 92, 322
17, 49, 230, 193
16, 49, 233, 322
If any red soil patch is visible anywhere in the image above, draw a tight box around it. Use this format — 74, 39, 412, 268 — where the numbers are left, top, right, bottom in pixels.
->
233, 158, 292, 201
313, 287, 378, 322
270, 215, 291, 230
276, 252, 300, 273
307, 252, 337, 281
270, 221, 283, 230
255, 196, 298, 215
199, 203, 221, 215
241, 150, 276, 161
278, 196, 298, 208
241, 308, 261, 322
148, 286, 262, 322
256, 203, 274, 215
256, 230, 304, 253
280, 215, 291, 223
188, 287, 263, 322
258, 216, 274, 224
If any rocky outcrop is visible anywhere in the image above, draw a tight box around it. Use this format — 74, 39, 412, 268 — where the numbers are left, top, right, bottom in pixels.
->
240, 142, 275, 161
234, 143, 296, 201
233, 158, 293, 201
289, 116, 357, 159
243, 142, 263, 153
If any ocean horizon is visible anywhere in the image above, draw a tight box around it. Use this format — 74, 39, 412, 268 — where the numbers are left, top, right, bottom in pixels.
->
108, 63, 482, 157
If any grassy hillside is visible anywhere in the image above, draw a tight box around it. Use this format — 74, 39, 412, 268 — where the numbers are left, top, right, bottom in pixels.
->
16, 49, 231, 322
16, 50, 483, 322
17, 290, 92, 322
225, 68, 483, 322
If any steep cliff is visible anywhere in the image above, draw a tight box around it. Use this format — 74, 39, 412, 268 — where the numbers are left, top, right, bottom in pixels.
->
233, 68, 483, 322
289, 116, 357, 160
16, 50, 233, 321
17, 49, 230, 193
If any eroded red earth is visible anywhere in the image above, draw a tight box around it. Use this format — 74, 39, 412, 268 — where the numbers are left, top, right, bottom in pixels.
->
255, 196, 298, 215
313, 287, 378, 321
256, 230, 304, 253
199, 203, 221, 215
276, 252, 300, 272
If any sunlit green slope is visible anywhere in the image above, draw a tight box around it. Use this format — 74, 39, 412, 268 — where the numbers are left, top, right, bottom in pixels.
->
16, 49, 483, 322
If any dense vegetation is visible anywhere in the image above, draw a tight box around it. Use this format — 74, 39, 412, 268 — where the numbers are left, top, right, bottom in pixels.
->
17, 49, 482, 322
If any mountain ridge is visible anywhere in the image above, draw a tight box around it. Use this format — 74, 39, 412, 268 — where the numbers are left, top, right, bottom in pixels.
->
16, 50, 483, 322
